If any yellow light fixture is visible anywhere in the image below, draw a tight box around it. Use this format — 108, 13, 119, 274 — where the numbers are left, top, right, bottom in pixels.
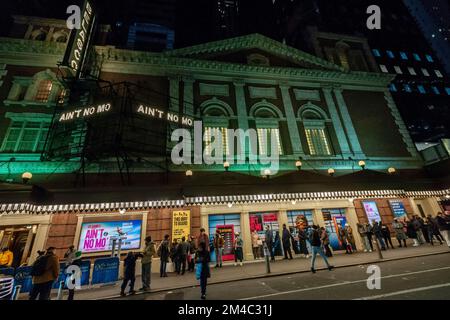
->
388, 167, 396, 174
295, 160, 302, 170
224, 161, 230, 171
185, 170, 193, 177
22, 172, 33, 184
358, 160, 366, 169
328, 168, 335, 176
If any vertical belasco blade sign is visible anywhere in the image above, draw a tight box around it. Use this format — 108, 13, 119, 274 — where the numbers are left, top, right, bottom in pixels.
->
63, 0, 97, 79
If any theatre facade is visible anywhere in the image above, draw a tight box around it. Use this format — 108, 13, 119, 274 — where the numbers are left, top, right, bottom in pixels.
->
0, 17, 449, 266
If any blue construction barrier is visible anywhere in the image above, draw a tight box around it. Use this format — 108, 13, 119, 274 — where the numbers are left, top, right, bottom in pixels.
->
91, 257, 120, 285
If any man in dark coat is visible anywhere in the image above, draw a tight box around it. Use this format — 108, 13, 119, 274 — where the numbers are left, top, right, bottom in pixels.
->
264, 225, 275, 261
282, 224, 293, 260
120, 251, 141, 296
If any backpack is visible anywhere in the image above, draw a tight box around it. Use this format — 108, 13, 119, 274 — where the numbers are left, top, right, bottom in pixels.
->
31, 255, 50, 276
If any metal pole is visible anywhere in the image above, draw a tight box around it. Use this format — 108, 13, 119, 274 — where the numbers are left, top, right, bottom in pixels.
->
11, 285, 22, 300
374, 237, 384, 260
56, 280, 65, 300
264, 242, 271, 274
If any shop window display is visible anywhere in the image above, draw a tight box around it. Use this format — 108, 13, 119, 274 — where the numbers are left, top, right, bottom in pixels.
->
287, 210, 314, 253
322, 208, 347, 251
208, 214, 241, 262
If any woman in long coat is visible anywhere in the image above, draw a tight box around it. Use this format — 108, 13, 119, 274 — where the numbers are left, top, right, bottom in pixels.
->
297, 228, 309, 257
392, 218, 407, 247
406, 219, 419, 246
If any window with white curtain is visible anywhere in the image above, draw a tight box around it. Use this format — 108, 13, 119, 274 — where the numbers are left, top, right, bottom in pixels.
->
1, 120, 50, 153
257, 128, 283, 156
305, 128, 332, 156
204, 127, 229, 156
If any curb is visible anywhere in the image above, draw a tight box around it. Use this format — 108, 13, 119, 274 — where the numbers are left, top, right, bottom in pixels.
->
97, 249, 450, 300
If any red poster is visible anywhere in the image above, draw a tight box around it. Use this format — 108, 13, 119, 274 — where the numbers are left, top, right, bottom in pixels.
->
216, 225, 235, 261
263, 213, 278, 222
250, 215, 262, 232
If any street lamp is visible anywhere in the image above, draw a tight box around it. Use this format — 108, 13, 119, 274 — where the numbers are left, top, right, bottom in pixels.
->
263, 169, 271, 179
295, 160, 302, 170
388, 167, 396, 175
328, 168, 335, 177
224, 161, 230, 172
22, 172, 32, 184
227, 202, 233, 208
185, 170, 193, 177
358, 160, 366, 170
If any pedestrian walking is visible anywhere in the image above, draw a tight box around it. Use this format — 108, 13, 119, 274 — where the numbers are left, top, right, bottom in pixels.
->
372, 220, 387, 250
320, 227, 332, 257
196, 241, 211, 300
233, 232, 244, 266
178, 236, 190, 274
66, 250, 82, 301
264, 226, 275, 261
29, 247, 60, 300
140, 236, 156, 291
282, 224, 294, 260
213, 230, 224, 268
120, 251, 140, 296
357, 223, 372, 252
310, 225, 334, 273
157, 234, 170, 277
392, 218, 407, 247
436, 212, 450, 247
197, 228, 210, 252
380, 222, 395, 249
251, 231, 260, 259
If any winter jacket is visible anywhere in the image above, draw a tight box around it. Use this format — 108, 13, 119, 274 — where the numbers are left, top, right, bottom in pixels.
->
179, 241, 190, 256
32, 253, 60, 285
157, 240, 170, 261
310, 229, 322, 247
265, 230, 273, 245
124, 254, 138, 278
436, 215, 450, 231
392, 221, 407, 240
141, 242, 156, 264
282, 229, 293, 247
406, 222, 417, 238
213, 235, 224, 249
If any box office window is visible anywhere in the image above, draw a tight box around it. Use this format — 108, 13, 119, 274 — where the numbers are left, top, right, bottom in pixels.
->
208, 214, 241, 262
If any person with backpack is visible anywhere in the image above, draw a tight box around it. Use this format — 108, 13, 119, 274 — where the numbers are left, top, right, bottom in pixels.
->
310, 225, 334, 273
29, 247, 60, 300
120, 251, 141, 297
157, 234, 170, 277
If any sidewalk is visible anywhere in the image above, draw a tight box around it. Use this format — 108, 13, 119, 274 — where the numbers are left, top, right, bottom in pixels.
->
22, 244, 450, 300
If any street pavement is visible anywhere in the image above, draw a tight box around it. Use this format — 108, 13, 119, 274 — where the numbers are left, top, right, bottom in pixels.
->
24, 243, 449, 300
116, 253, 450, 300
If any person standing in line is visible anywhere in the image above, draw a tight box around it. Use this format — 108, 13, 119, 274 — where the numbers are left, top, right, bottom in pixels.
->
282, 224, 294, 260
417, 215, 429, 243
357, 223, 372, 252
264, 226, 275, 262
406, 219, 420, 247
338, 224, 351, 254
213, 230, 224, 268
197, 228, 210, 252
372, 221, 387, 250
63, 245, 76, 267
157, 234, 170, 277
392, 218, 407, 248
297, 227, 309, 258
436, 212, 450, 248
120, 251, 141, 296
320, 227, 332, 257
412, 216, 426, 244
187, 235, 197, 272
233, 232, 244, 266
345, 224, 357, 252
171, 240, 181, 274
380, 222, 395, 249
140, 236, 156, 291
66, 251, 82, 301
426, 215, 443, 245
365, 223, 374, 251
29, 247, 60, 300
196, 241, 211, 300
251, 231, 260, 260
310, 225, 334, 273
0, 247, 13, 268
178, 236, 190, 275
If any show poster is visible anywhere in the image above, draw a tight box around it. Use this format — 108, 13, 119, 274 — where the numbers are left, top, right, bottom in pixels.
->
363, 201, 382, 223
91, 257, 120, 285
322, 210, 347, 251
78, 220, 142, 253
389, 200, 407, 219
250, 212, 279, 240
216, 225, 235, 261
172, 210, 191, 242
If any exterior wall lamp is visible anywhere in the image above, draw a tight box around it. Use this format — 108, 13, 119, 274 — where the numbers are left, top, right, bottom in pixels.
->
328, 168, 335, 177
185, 170, 193, 177
388, 167, 396, 175
224, 161, 230, 172
22, 172, 33, 184
358, 160, 366, 170
295, 160, 302, 170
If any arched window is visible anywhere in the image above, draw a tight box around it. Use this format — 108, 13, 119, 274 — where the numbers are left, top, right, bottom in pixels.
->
31, 29, 47, 41
250, 101, 284, 156
52, 31, 68, 43
35, 80, 53, 103
299, 103, 333, 156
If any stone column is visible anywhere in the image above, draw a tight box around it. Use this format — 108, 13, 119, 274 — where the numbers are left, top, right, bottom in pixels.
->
279, 84, 305, 156
408, 198, 421, 217
346, 206, 364, 251
313, 207, 325, 226
168, 75, 180, 112
30, 223, 50, 263
333, 88, 365, 158
278, 210, 289, 229
240, 211, 253, 261
233, 81, 249, 131
323, 87, 352, 158
183, 76, 195, 116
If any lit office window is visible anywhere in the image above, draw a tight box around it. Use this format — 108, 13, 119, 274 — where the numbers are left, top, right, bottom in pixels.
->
425, 55, 434, 62
389, 83, 397, 92
386, 50, 395, 58
421, 68, 430, 76
408, 67, 417, 75
379, 65, 389, 73
400, 52, 408, 60
1, 120, 50, 153
257, 128, 283, 156
372, 49, 381, 57
417, 85, 426, 94
431, 86, 440, 95
404, 84, 412, 93
35, 80, 53, 103
394, 66, 403, 74
204, 127, 229, 156
413, 53, 421, 61
434, 70, 443, 78
305, 128, 331, 156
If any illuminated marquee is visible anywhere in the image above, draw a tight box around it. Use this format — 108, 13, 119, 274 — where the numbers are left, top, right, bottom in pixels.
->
136, 104, 194, 127
58, 103, 111, 122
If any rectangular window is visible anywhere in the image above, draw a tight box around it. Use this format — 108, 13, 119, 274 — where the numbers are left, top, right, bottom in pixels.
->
305, 128, 331, 156
257, 128, 283, 156
421, 68, 430, 76
434, 70, 443, 78
400, 52, 408, 60
408, 67, 417, 75
386, 50, 395, 58
1, 120, 50, 153
372, 49, 381, 57
394, 66, 403, 74
35, 80, 53, 103
431, 86, 440, 95
417, 85, 426, 94
426, 55, 434, 62
204, 127, 229, 156
379, 65, 388, 73
413, 53, 421, 61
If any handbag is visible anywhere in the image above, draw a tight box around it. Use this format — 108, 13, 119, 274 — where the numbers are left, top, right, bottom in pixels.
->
195, 262, 203, 280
